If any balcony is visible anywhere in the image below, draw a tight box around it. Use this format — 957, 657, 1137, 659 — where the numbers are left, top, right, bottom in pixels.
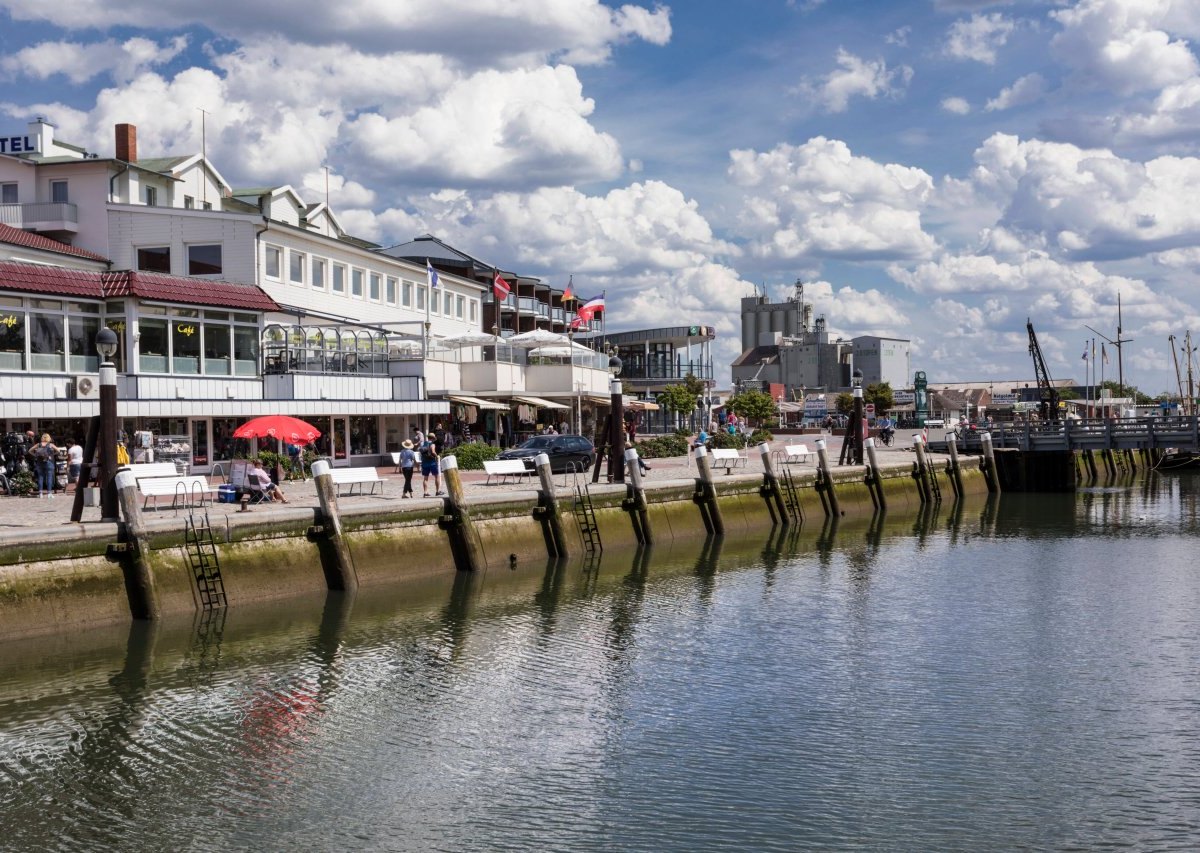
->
620, 362, 714, 383
0, 202, 79, 233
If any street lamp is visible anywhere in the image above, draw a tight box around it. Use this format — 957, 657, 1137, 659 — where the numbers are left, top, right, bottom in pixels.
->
608, 351, 624, 483
851, 367, 864, 465
96, 326, 120, 521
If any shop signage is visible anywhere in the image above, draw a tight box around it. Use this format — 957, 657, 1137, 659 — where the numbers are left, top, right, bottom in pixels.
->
991, 393, 1018, 405
893, 390, 915, 403
0, 135, 35, 154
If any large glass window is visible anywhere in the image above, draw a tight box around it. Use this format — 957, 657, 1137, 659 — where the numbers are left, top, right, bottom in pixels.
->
290, 250, 305, 284
203, 324, 232, 375
332, 264, 345, 293
188, 244, 222, 275
172, 313, 201, 374
265, 245, 281, 279
312, 258, 326, 290
68, 315, 101, 372
349, 416, 377, 456
29, 309, 64, 372
138, 318, 169, 373
137, 246, 171, 273
351, 269, 364, 298
0, 306, 25, 370
234, 326, 258, 376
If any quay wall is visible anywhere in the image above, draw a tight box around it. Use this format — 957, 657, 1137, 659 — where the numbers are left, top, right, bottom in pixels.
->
0, 459, 989, 641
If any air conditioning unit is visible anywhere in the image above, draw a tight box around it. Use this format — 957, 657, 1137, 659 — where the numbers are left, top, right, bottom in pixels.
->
73, 374, 99, 399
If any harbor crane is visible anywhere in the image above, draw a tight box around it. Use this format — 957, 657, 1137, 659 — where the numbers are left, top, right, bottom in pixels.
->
1026, 319, 1061, 423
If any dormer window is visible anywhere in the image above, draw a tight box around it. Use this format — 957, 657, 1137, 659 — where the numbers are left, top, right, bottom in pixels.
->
145, 186, 158, 206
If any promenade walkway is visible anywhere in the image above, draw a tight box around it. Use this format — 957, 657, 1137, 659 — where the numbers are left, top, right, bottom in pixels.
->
0, 436, 938, 531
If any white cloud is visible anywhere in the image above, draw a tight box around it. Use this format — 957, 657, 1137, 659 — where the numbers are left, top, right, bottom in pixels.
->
942, 96, 971, 115
803, 280, 911, 329
728, 137, 937, 262
800, 49, 913, 113
886, 26, 911, 47
944, 13, 1014, 64
0, 36, 187, 84
985, 73, 1047, 111
1051, 0, 1199, 95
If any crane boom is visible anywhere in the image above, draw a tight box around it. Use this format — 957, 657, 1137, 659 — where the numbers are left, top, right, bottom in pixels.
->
1026, 319, 1060, 422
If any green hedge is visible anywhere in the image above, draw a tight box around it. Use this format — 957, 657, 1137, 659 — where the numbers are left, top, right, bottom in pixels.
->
448, 442, 501, 470
635, 434, 689, 459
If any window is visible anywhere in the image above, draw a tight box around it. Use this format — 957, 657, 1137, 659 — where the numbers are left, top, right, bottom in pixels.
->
145, 186, 158, 206
386, 276, 397, 305
417, 285, 426, 311
234, 326, 258, 376
444, 291, 453, 316
456, 295, 464, 319
469, 300, 477, 322
351, 268, 364, 298
29, 307, 65, 371
332, 264, 346, 293
188, 244, 222, 276
369, 273, 381, 301
202, 201, 212, 211
312, 258, 326, 290
68, 315, 101, 372
50, 180, 68, 203
0, 306, 25, 370
402, 280, 413, 307
137, 246, 171, 273
138, 318, 169, 373
203, 324, 232, 375
1, 183, 16, 204
265, 245, 281, 279
290, 251, 306, 285
184, 195, 194, 209
172, 311, 201, 374
349, 416, 377, 456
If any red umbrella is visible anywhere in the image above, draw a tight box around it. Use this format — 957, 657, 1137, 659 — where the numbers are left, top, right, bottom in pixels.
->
233, 415, 322, 445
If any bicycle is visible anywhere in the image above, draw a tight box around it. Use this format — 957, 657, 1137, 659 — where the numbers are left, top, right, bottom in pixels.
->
879, 429, 894, 447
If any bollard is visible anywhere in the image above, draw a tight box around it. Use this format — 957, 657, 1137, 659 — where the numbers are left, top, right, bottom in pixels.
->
945, 433, 964, 498
113, 468, 161, 620
814, 438, 841, 518
623, 448, 653, 545
311, 460, 359, 591
692, 445, 725, 535
912, 434, 933, 504
757, 443, 788, 524
532, 452, 570, 558
438, 455, 486, 572
979, 432, 1001, 493
864, 437, 887, 512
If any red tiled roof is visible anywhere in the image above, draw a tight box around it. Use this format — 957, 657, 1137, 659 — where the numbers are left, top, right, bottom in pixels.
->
0, 224, 110, 263
0, 261, 279, 312
102, 270, 280, 312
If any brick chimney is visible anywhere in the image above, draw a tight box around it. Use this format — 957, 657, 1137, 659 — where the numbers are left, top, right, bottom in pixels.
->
115, 123, 137, 163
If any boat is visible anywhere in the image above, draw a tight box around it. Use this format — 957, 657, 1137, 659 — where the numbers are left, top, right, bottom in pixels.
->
1154, 448, 1200, 471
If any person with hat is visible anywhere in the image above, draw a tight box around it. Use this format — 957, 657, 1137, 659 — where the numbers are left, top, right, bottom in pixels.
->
398, 439, 418, 498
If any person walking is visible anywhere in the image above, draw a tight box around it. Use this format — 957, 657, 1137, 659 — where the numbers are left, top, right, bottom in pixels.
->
67, 439, 83, 490
30, 433, 58, 498
399, 439, 417, 498
420, 432, 442, 497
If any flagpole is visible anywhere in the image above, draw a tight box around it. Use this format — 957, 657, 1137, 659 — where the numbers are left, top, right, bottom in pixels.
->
424, 258, 431, 358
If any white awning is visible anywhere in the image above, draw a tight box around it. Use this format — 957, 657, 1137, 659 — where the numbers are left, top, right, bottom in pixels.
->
512, 395, 569, 410
626, 399, 660, 411
449, 394, 509, 410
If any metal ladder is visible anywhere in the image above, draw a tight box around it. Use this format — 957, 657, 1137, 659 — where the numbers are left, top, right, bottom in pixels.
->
572, 482, 602, 553
184, 509, 227, 610
927, 458, 943, 503
779, 467, 804, 523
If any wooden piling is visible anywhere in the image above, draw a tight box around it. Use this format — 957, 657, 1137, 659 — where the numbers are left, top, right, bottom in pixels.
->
439, 455, 486, 572
692, 445, 725, 535
623, 448, 653, 545
945, 434, 964, 499
757, 443, 788, 524
980, 432, 1001, 493
310, 460, 359, 591
113, 468, 161, 620
912, 435, 933, 504
814, 439, 840, 518
533, 453, 570, 558
864, 437, 887, 511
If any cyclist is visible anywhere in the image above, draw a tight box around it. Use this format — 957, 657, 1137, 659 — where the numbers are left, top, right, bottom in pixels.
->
877, 415, 895, 446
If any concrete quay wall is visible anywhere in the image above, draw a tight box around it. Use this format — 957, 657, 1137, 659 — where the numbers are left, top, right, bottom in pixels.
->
0, 457, 990, 641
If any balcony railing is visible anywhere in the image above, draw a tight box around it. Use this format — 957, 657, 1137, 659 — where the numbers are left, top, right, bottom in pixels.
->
620, 362, 713, 382
0, 202, 79, 230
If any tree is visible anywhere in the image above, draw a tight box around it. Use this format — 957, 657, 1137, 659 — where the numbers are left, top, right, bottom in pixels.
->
864, 382, 894, 411
836, 392, 854, 415
1099, 380, 1152, 405
682, 372, 705, 399
657, 382, 700, 420
726, 389, 776, 426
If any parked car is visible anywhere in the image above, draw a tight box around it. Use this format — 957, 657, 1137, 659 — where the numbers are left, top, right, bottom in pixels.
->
498, 435, 595, 473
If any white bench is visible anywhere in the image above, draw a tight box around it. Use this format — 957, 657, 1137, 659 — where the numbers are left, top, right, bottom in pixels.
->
128, 462, 181, 482
138, 475, 217, 510
483, 459, 533, 485
709, 448, 748, 473
773, 443, 813, 466
327, 466, 384, 496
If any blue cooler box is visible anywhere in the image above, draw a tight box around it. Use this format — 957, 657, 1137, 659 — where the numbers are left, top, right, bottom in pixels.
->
218, 484, 237, 504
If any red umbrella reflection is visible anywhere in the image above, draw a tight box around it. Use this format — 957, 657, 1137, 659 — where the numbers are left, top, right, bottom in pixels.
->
233, 415, 322, 445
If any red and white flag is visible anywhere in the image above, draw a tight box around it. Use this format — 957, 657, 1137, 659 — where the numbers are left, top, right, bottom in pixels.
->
493, 270, 511, 300
577, 294, 605, 321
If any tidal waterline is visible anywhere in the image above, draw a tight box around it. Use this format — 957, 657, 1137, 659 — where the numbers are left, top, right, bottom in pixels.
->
2, 475, 1199, 851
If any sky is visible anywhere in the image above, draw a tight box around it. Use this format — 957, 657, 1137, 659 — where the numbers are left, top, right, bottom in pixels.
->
3, 0, 1200, 395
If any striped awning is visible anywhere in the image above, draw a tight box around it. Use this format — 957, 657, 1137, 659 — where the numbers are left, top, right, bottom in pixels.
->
512, 394, 569, 410
449, 394, 509, 410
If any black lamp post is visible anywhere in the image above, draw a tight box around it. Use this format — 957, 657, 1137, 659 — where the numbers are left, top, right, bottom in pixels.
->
96, 326, 120, 520
608, 351, 624, 483
852, 367, 864, 465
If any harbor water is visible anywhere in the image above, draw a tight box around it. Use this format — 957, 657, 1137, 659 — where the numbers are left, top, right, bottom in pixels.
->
1, 474, 1199, 851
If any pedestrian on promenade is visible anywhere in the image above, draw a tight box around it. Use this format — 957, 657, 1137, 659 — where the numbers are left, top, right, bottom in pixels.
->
30, 433, 58, 499
399, 439, 417, 498
420, 433, 442, 497
67, 439, 83, 489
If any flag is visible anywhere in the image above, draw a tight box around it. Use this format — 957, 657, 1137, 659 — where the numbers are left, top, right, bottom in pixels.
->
1101, 343, 1109, 365
562, 278, 573, 303
493, 270, 511, 300
1081, 345, 1088, 360
577, 294, 605, 321
426, 259, 439, 289
569, 314, 586, 331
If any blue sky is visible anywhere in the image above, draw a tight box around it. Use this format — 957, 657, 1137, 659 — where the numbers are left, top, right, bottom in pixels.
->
3, 0, 1200, 394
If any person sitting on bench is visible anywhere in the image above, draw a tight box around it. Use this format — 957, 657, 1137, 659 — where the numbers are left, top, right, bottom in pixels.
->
250, 458, 289, 503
